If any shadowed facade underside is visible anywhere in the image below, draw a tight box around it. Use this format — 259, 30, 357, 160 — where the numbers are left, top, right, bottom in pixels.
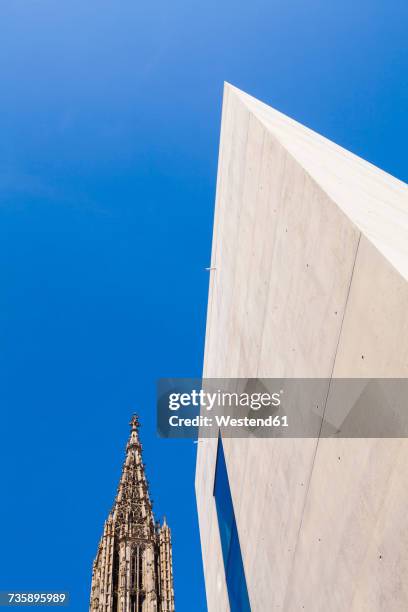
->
90, 416, 175, 612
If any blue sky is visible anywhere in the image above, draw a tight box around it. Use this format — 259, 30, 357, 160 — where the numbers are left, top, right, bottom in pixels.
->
0, 1, 406, 610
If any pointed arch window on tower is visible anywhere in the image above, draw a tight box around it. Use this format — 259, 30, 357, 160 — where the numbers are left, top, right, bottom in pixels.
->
131, 552, 136, 589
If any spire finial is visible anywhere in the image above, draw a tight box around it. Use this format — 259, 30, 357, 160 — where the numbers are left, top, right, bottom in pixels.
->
127, 414, 141, 451
130, 414, 140, 431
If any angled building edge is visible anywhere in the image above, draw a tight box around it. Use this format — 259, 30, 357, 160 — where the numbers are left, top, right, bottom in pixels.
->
196, 86, 408, 611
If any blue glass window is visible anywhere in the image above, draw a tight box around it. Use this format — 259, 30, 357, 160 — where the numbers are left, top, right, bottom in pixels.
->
213, 436, 251, 611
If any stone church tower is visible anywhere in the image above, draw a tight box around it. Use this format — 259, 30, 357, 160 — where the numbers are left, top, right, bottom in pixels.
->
90, 415, 175, 612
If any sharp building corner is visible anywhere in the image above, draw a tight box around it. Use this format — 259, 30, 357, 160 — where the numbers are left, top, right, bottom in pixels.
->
195, 84, 408, 611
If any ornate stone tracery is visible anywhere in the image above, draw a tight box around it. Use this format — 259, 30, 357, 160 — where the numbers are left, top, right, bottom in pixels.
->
90, 416, 175, 612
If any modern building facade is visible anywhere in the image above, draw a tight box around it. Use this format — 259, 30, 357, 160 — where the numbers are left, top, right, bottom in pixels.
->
90, 416, 175, 612
196, 84, 408, 610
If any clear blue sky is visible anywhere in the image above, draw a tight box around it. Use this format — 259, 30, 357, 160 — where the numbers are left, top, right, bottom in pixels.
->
0, 1, 406, 610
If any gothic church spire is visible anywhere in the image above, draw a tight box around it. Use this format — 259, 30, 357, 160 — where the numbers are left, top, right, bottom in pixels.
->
90, 415, 175, 612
